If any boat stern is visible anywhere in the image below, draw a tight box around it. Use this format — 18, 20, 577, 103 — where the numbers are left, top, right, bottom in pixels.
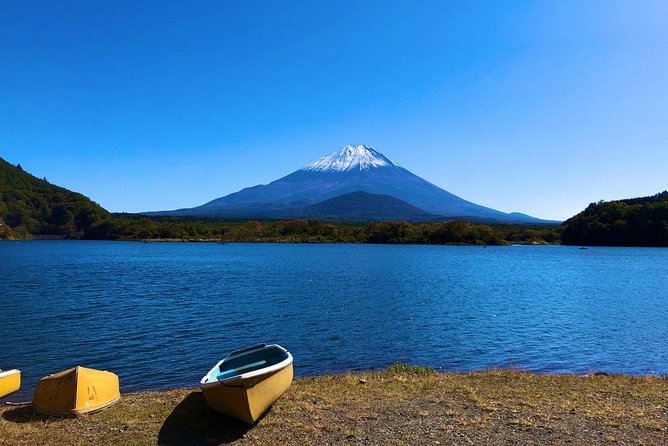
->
0, 369, 21, 399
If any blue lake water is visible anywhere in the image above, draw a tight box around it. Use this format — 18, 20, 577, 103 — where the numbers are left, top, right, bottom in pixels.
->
1, 241, 667, 400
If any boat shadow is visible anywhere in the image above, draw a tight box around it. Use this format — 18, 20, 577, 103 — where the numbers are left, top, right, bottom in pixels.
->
1, 404, 72, 423
1, 405, 40, 423
157, 391, 257, 445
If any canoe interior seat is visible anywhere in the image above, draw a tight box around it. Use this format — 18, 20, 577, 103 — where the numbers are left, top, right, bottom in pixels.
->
211, 347, 288, 382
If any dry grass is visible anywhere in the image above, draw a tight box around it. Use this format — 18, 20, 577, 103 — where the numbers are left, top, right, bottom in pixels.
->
1, 367, 667, 445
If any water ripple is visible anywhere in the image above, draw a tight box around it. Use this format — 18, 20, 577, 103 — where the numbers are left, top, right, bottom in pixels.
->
1, 242, 667, 400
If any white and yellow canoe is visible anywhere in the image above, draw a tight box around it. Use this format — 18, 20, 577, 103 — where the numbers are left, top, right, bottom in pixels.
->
0, 369, 21, 399
200, 343, 293, 423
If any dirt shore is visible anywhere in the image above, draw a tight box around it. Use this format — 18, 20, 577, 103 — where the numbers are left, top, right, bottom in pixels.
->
1, 366, 666, 445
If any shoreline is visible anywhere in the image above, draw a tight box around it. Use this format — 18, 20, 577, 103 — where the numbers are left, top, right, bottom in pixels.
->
1, 218, 563, 245
2, 366, 666, 445
5, 366, 666, 404
3, 237, 558, 245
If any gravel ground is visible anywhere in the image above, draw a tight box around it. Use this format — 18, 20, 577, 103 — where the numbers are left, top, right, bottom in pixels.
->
1, 367, 666, 445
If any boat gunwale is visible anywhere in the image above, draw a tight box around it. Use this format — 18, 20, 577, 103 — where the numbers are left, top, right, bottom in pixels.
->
200, 344, 293, 387
0, 369, 20, 379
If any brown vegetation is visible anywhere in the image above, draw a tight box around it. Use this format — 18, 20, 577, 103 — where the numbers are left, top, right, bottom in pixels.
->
1, 366, 666, 445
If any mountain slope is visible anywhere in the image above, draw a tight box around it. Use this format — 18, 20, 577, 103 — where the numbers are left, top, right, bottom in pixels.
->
153, 145, 554, 223
0, 157, 109, 237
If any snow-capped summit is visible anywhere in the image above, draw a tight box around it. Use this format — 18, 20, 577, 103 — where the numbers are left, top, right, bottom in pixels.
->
302, 144, 399, 172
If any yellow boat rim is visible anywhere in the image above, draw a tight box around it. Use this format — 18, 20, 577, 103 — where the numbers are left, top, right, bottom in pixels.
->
0, 369, 21, 399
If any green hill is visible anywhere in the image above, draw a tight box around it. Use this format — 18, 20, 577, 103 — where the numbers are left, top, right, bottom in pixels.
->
0, 157, 109, 238
561, 191, 668, 246
298, 191, 438, 222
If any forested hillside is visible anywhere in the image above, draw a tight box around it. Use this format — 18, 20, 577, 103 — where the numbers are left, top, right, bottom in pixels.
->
0, 157, 109, 238
561, 192, 668, 246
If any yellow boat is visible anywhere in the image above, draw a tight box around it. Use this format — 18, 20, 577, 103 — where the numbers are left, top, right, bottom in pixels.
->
200, 343, 293, 423
0, 369, 21, 399
32, 366, 120, 416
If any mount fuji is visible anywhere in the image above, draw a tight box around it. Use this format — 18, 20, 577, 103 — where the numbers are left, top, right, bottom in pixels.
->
150, 145, 553, 223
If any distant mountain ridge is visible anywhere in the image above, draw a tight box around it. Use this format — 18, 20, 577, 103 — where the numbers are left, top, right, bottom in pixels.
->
151, 145, 556, 224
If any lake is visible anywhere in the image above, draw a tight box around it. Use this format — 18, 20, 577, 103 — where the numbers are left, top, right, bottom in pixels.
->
1, 241, 666, 400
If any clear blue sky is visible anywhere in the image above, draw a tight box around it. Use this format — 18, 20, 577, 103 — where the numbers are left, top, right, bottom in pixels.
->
1, 1, 666, 220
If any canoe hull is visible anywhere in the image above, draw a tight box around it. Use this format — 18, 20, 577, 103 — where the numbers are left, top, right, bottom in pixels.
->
200, 344, 294, 423
202, 362, 293, 424
32, 366, 120, 416
0, 369, 21, 399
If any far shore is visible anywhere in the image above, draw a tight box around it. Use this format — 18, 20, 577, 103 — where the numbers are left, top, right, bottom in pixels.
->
6, 236, 557, 245
2, 366, 666, 445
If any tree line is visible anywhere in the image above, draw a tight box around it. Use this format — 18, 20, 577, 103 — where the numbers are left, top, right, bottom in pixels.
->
82, 215, 561, 245
560, 191, 668, 247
